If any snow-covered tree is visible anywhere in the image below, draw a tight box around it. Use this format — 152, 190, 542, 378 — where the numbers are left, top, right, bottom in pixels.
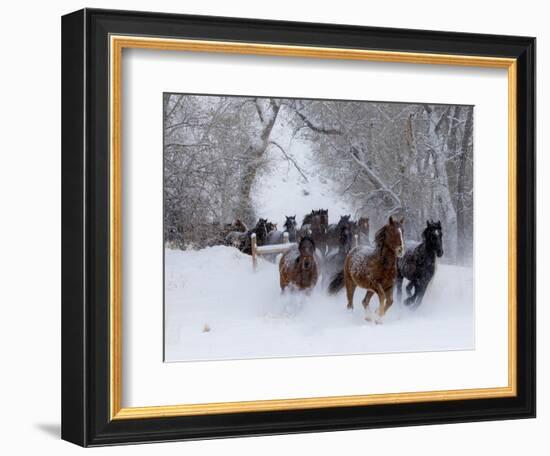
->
163, 94, 473, 264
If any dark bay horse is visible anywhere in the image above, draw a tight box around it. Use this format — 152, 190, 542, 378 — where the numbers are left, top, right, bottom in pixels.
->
354, 217, 370, 245
326, 215, 351, 252
299, 209, 328, 255
396, 220, 443, 307
329, 216, 405, 322
323, 218, 353, 288
279, 236, 319, 292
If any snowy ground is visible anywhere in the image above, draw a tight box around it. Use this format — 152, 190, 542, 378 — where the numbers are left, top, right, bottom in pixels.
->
164, 246, 474, 362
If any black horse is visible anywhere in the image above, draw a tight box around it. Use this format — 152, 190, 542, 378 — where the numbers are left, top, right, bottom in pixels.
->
226, 218, 269, 255
396, 220, 443, 307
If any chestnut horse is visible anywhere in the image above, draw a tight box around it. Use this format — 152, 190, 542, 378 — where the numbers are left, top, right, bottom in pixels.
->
279, 236, 319, 292
329, 216, 405, 321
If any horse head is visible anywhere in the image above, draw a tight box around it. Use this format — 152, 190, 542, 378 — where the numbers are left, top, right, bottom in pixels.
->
297, 236, 316, 270
424, 220, 444, 257
284, 215, 297, 232
376, 216, 405, 258
338, 214, 351, 226
255, 218, 269, 242
266, 221, 277, 233
233, 219, 247, 232
358, 217, 369, 234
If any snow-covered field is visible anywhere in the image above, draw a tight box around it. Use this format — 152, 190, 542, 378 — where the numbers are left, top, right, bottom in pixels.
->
165, 136, 474, 362
164, 246, 474, 362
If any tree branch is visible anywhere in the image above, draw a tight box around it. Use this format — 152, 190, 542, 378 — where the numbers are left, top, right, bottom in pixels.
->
268, 141, 309, 182
349, 147, 401, 207
293, 109, 342, 135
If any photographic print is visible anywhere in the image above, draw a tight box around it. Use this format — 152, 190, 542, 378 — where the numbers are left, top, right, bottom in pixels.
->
163, 93, 474, 362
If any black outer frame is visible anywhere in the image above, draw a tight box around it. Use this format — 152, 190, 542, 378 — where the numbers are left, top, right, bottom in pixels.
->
61, 8, 536, 447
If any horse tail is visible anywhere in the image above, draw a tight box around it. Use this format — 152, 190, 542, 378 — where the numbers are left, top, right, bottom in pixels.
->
328, 270, 345, 294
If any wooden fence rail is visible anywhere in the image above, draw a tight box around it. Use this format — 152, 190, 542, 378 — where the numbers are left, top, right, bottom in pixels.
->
250, 232, 296, 270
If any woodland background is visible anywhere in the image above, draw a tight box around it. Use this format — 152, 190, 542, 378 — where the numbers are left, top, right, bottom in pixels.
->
164, 94, 474, 264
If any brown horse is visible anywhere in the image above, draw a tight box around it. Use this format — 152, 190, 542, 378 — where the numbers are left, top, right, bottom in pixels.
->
329, 216, 405, 322
279, 236, 319, 292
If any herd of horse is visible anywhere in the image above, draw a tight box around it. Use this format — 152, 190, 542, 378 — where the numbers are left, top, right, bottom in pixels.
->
221, 210, 444, 323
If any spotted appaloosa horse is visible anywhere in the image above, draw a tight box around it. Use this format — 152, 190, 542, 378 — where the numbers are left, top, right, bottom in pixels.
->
279, 236, 319, 292
396, 220, 443, 308
329, 216, 405, 322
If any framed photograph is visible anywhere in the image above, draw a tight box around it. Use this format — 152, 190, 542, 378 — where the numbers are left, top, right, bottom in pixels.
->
61, 8, 536, 447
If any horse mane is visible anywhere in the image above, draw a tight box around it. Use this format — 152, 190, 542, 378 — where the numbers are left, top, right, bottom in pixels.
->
373, 225, 387, 249
421, 225, 430, 241
302, 212, 314, 225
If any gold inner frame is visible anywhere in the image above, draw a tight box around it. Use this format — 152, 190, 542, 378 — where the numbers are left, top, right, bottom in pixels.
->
109, 35, 517, 420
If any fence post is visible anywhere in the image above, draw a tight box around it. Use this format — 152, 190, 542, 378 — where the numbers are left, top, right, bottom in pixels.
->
251, 233, 257, 271
283, 232, 289, 244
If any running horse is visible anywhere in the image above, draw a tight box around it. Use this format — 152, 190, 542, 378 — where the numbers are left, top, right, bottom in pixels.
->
396, 220, 443, 308
323, 217, 354, 288
279, 236, 319, 292
329, 216, 405, 322
300, 209, 329, 255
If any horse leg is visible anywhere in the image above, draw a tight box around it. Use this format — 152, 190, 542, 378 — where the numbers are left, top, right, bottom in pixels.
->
372, 283, 387, 322
362, 290, 375, 321
319, 239, 327, 257
344, 269, 356, 310
411, 281, 428, 308
362, 290, 374, 310
379, 286, 394, 318
405, 281, 414, 298
280, 272, 288, 294
396, 272, 403, 303
404, 281, 416, 306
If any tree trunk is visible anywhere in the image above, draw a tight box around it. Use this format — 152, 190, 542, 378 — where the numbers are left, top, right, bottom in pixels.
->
236, 101, 281, 224
456, 108, 473, 264
425, 106, 458, 262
